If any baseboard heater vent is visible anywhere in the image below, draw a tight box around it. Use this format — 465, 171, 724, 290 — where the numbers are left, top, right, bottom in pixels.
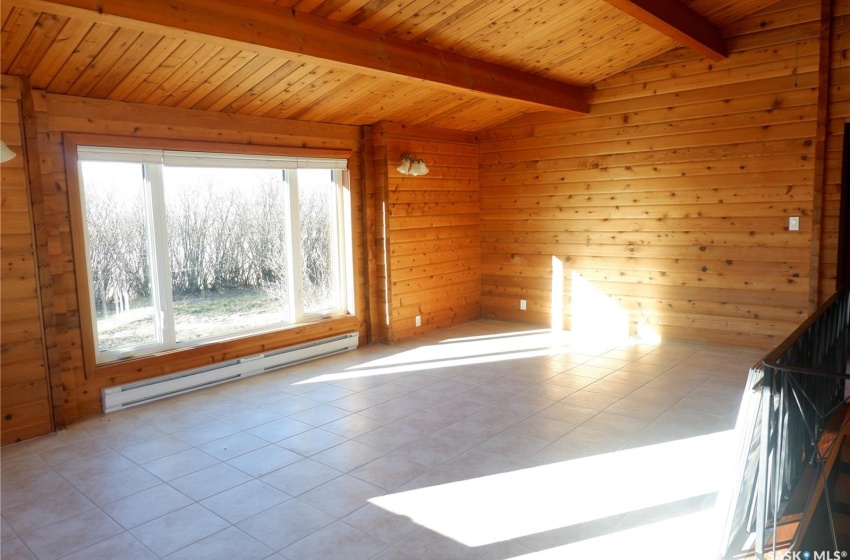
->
102, 332, 359, 413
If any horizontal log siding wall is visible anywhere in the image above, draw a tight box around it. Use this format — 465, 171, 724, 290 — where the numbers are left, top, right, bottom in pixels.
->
0, 76, 53, 444
27, 91, 368, 422
479, 0, 821, 349
374, 122, 481, 342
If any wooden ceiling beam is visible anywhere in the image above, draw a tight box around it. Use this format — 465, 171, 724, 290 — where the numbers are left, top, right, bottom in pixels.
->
601, 0, 727, 61
16, 0, 589, 114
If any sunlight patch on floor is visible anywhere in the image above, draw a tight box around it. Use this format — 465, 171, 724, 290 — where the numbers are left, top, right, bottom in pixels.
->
370, 430, 736, 548
294, 329, 635, 385
507, 509, 723, 560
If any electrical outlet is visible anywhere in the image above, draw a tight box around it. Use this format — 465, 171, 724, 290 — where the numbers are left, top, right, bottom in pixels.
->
520, 299, 527, 311
788, 216, 800, 231
415, 315, 421, 327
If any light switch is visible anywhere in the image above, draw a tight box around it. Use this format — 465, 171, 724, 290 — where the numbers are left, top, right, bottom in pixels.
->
789, 217, 799, 231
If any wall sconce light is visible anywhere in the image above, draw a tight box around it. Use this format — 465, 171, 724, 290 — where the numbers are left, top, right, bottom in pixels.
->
397, 153, 429, 176
0, 140, 16, 163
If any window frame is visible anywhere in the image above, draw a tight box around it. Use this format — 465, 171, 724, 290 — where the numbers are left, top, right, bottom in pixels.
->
65, 134, 355, 376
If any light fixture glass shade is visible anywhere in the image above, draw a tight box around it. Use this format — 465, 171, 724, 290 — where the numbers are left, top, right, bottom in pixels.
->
414, 160, 429, 176
397, 158, 411, 175
0, 141, 16, 163
409, 159, 429, 176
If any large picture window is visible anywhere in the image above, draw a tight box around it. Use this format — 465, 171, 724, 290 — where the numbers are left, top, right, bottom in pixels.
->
77, 147, 352, 363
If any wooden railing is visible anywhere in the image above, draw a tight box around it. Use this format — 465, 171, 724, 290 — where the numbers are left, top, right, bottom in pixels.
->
720, 286, 850, 559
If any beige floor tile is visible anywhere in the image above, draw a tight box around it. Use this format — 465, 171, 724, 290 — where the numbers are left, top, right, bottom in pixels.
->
321, 413, 388, 439
584, 379, 637, 398
237, 498, 336, 550
602, 370, 656, 387
260, 458, 343, 496
281, 520, 387, 560
603, 398, 672, 422
546, 373, 597, 390
535, 402, 599, 425
475, 431, 550, 459
299, 474, 386, 518
580, 411, 650, 436
197, 433, 269, 461
343, 503, 420, 545
311, 440, 385, 472
1, 516, 16, 541
522, 382, 577, 400
527, 443, 596, 466
101, 484, 193, 529
97, 424, 169, 451
248, 418, 313, 443
147, 410, 214, 434
141, 448, 219, 481
53, 450, 137, 486
563, 364, 614, 380
441, 448, 527, 478
431, 418, 502, 449
260, 396, 319, 417
169, 463, 253, 501
1, 470, 76, 512
226, 444, 302, 477
289, 404, 352, 426
75, 467, 162, 510
505, 416, 577, 442
277, 427, 347, 455
393, 527, 482, 560
130, 504, 228, 557
58, 532, 157, 560
20, 509, 123, 560
355, 422, 431, 452
220, 408, 283, 431
200, 480, 289, 523
466, 406, 535, 431
119, 435, 192, 464
392, 435, 472, 468
351, 452, 431, 491
3, 485, 94, 535
560, 390, 622, 411
553, 426, 631, 453
171, 420, 241, 447
164, 526, 272, 560
1, 537, 36, 560
36, 439, 112, 468
0, 453, 52, 482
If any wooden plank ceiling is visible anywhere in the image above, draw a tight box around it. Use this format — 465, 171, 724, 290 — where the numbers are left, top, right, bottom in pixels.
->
1, 0, 784, 131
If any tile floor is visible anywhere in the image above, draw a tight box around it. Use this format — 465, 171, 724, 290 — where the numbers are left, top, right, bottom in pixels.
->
0, 321, 762, 560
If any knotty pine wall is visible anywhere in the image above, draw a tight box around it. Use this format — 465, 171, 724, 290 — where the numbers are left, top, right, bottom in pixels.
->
0, 76, 54, 444
373, 122, 481, 343
479, 0, 826, 349
17, 90, 370, 424
821, 0, 850, 299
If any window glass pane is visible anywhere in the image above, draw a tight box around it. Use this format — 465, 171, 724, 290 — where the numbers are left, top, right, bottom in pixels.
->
80, 161, 158, 352
298, 169, 341, 314
162, 167, 291, 342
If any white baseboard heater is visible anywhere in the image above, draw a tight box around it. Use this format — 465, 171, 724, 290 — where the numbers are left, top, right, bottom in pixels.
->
102, 332, 359, 413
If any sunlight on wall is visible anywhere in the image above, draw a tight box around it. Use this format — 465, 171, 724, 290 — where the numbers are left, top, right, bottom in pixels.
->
551, 256, 564, 332
370, 430, 735, 548
570, 271, 630, 344
637, 319, 662, 344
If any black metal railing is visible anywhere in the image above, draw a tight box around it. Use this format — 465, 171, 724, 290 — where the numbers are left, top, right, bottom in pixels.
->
720, 286, 850, 558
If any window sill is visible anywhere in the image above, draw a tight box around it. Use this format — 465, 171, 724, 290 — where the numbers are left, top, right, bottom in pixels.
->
88, 314, 361, 382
